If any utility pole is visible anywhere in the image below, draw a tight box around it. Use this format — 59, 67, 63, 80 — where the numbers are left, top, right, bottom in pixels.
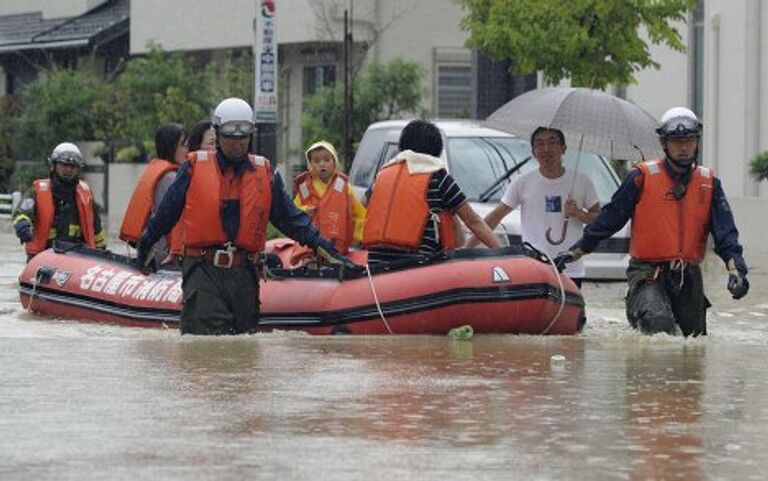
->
342, 3, 355, 169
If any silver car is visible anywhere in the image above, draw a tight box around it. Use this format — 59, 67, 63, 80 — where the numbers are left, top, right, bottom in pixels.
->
349, 119, 630, 280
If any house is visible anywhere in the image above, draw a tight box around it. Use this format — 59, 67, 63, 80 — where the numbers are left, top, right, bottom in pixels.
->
0, 0, 129, 95
129, 0, 534, 172
0, 0, 130, 211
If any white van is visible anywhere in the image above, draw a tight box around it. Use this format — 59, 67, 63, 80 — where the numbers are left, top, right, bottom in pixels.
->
348, 119, 630, 280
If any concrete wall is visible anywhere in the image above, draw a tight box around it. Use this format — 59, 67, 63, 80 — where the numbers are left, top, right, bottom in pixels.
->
729, 197, 768, 257
130, 0, 333, 54
130, 0, 470, 169
705, 0, 768, 199
627, 1, 768, 200
0, 0, 107, 19
105, 163, 146, 238
625, 23, 690, 121
361, 0, 468, 115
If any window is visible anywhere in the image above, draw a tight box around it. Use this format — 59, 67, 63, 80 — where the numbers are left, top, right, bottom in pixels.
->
437, 65, 472, 117
303, 65, 336, 95
446, 137, 619, 203
446, 137, 531, 201
349, 128, 390, 188
434, 47, 473, 118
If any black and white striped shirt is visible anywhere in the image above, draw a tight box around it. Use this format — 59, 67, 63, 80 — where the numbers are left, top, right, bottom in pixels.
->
367, 169, 466, 265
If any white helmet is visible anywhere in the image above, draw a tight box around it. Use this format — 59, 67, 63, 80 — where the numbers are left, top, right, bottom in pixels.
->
212, 98, 255, 138
49, 142, 84, 166
657, 107, 702, 139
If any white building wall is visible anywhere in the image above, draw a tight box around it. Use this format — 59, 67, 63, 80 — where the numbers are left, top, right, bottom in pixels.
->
106, 164, 146, 237
702, 0, 767, 199
628, 1, 768, 199
625, 24, 690, 121
709, 2, 749, 196
0, 0, 107, 19
363, 0, 468, 115
130, 0, 345, 54
131, 0, 251, 53
130, 0, 470, 166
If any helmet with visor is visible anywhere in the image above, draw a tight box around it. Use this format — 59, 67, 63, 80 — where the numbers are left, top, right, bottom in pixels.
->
656, 107, 702, 139
212, 98, 255, 139
49, 142, 84, 167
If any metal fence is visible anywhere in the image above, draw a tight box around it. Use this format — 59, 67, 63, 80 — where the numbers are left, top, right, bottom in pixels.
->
0, 191, 22, 221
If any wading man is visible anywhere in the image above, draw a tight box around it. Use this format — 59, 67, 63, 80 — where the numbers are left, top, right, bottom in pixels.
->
556, 107, 749, 336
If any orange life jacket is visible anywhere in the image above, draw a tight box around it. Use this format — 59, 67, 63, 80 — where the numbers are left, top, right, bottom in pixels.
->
119, 158, 183, 254
182, 150, 273, 253
27, 178, 96, 256
363, 161, 456, 251
294, 171, 353, 253
631, 159, 714, 264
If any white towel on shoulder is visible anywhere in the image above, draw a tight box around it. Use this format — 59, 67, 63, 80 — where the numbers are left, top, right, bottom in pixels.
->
382, 149, 444, 174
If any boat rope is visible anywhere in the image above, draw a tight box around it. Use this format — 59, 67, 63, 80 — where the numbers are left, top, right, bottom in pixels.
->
364, 263, 393, 334
26, 267, 42, 312
541, 255, 566, 335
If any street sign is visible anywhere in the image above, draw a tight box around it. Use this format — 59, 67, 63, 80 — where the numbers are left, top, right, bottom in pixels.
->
254, 0, 277, 124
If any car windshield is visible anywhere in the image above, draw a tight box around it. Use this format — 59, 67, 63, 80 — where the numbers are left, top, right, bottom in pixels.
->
446, 137, 619, 203
446, 137, 531, 202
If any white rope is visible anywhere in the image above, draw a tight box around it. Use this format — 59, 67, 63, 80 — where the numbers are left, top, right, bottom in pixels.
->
364, 263, 393, 334
541, 255, 567, 335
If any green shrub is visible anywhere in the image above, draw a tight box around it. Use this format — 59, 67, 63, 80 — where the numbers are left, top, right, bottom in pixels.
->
749, 151, 768, 182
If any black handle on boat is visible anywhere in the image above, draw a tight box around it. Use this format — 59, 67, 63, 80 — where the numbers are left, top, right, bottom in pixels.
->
35, 266, 56, 285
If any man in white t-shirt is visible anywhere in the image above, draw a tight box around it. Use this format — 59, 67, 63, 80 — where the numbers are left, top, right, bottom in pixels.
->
466, 127, 600, 286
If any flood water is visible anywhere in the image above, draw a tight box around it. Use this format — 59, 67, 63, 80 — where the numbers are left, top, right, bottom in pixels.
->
1, 229, 767, 481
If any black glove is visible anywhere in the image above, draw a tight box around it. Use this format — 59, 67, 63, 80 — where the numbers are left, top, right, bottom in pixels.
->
552, 248, 585, 273
727, 272, 749, 300
132, 249, 156, 275
316, 242, 360, 270
14, 219, 33, 244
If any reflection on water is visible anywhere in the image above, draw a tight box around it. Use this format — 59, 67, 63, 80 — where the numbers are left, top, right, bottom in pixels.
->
1, 231, 768, 480
625, 345, 705, 481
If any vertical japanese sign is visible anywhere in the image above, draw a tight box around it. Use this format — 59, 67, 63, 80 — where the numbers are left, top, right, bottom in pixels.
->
254, 0, 277, 123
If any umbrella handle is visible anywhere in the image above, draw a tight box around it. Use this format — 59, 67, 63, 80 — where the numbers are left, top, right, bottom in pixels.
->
546, 220, 569, 246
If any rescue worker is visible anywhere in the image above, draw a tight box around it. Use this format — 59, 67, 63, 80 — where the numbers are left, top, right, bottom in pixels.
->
555, 107, 749, 336
120, 123, 188, 266
134, 98, 356, 335
13, 142, 107, 261
292, 140, 366, 262
363, 119, 500, 265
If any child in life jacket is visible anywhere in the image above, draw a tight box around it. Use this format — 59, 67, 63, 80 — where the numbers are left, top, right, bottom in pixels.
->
290, 141, 366, 265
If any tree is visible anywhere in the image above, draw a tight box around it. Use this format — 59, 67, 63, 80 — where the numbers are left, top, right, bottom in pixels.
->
301, 58, 425, 167
0, 97, 18, 190
459, 0, 697, 89
13, 67, 104, 161
10, 45, 257, 172
99, 45, 212, 160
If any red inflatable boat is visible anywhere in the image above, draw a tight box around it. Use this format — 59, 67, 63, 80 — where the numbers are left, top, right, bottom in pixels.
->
17, 241, 584, 335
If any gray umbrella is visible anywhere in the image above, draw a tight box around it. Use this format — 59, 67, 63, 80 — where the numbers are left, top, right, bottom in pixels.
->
485, 87, 663, 163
